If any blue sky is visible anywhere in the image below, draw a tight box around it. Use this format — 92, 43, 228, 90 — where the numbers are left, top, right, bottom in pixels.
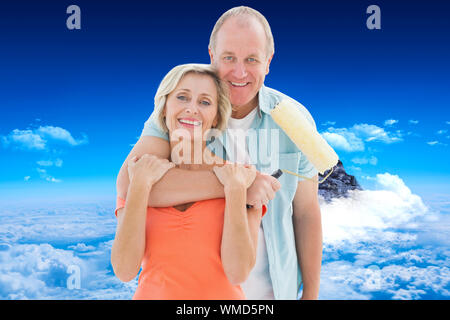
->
1, 0, 449, 201
0, 0, 449, 300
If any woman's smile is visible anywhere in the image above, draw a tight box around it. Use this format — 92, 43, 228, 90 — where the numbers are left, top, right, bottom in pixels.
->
177, 117, 203, 129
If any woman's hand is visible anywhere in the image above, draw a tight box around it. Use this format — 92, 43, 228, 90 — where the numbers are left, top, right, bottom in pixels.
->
127, 154, 175, 188
213, 163, 256, 190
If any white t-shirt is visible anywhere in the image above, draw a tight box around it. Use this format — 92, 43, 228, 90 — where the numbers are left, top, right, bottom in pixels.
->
225, 107, 275, 300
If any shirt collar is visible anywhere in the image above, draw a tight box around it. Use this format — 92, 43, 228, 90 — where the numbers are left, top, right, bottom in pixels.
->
258, 84, 272, 115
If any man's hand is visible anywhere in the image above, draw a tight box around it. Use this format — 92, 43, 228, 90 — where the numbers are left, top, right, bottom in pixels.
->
117, 136, 171, 200
128, 154, 175, 188
246, 171, 281, 209
213, 164, 256, 190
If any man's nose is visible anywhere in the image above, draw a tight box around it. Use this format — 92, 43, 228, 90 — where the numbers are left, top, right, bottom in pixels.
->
232, 62, 248, 79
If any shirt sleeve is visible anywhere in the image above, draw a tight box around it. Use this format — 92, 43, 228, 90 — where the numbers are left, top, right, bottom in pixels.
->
115, 196, 126, 218
297, 153, 319, 182
140, 113, 169, 141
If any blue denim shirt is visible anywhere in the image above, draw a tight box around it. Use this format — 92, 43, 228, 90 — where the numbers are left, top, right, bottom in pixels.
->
141, 85, 318, 299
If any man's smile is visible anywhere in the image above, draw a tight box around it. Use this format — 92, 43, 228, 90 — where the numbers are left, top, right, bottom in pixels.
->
230, 81, 250, 87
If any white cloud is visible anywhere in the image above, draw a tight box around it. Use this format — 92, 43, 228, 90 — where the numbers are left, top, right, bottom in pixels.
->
37, 160, 53, 167
352, 124, 403, 143
436, 129, 448, 135
0, 200, 137, 299
320, 173, 429, 245
321, 123, 403, 153
68, 243, 96, 252
322, 121, 336, 126
319, 258, 449, 300
1, 126, 88, 151
0, 242, 136, 299
351, 156, 378, 166
384, 119, 398, 126
409, 120, 419, 125
37, 158, 63, 167
24, 176, 31, 182
36, 168, 61, 183
318, 172, 450, 299
1, 129, 46, 150
347, 165, 362, 172
54, 159, 63, 167
427, 141, 448, 146
321, 130, 364, 152
35, 126, 88, 146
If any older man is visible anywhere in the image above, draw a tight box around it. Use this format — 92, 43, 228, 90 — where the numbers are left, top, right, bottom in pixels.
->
116, 6, 322, 300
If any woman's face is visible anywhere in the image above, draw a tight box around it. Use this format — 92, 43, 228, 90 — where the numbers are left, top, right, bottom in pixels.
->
164, 73, 219, 140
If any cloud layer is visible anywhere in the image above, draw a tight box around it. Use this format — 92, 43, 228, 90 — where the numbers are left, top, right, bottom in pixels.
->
0, 174, 448, 300
317, 173, 449, 299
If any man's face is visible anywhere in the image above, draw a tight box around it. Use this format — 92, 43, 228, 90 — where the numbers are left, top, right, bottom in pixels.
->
210, 16, 273, 111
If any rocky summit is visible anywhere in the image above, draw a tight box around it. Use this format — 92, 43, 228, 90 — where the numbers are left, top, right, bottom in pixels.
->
318, 160, 362, 202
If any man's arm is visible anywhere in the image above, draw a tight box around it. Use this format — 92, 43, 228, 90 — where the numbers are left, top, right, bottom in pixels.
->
117, 136, 282, 207
116, 136, 225, 207
292, 175, 323, 300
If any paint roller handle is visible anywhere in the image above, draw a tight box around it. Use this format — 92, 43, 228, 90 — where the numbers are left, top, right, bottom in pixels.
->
246, 169, 283, 209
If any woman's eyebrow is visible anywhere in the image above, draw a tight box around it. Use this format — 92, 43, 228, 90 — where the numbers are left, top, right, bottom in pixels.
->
176, 88, 191, 92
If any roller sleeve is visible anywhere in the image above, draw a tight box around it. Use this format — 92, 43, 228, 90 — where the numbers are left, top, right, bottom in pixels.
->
270, 99, 339, 175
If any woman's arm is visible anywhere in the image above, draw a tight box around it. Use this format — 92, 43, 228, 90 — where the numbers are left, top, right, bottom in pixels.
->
111, 179, 150, 282
213, 164, 262, 285
111, 154, 174, 282
220, 185, 262, 285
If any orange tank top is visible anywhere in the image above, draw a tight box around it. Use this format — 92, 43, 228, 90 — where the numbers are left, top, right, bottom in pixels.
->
115, 197, 263, 300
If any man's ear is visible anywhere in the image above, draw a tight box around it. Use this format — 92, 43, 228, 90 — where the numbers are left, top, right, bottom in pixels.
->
209, 48, 214, 65
265, 53, 274, 75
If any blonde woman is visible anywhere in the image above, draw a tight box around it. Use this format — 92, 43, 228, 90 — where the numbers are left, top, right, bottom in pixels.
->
111, 64, 265, 299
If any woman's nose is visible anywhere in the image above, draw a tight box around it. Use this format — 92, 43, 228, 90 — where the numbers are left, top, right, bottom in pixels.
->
185, 103, 199, 114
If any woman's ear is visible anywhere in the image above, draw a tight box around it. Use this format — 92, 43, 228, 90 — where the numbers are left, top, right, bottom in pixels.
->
212, 115, 219, 128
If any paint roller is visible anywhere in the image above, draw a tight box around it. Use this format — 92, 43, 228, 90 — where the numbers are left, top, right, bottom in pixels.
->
270, 99, 339, 183
245, 100, 338, 208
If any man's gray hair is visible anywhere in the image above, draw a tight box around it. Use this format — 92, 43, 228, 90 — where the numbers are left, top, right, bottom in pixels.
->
208, 6, 275, 58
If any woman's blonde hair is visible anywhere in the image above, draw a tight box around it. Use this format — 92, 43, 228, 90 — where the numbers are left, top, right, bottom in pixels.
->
153, 63, 231, 132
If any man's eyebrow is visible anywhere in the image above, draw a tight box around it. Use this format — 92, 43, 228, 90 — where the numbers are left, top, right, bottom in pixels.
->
221, 51, 261, 58
221, 51, 235, 56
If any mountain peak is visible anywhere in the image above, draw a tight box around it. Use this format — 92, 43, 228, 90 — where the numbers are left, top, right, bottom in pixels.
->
318, 160, 362, 201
